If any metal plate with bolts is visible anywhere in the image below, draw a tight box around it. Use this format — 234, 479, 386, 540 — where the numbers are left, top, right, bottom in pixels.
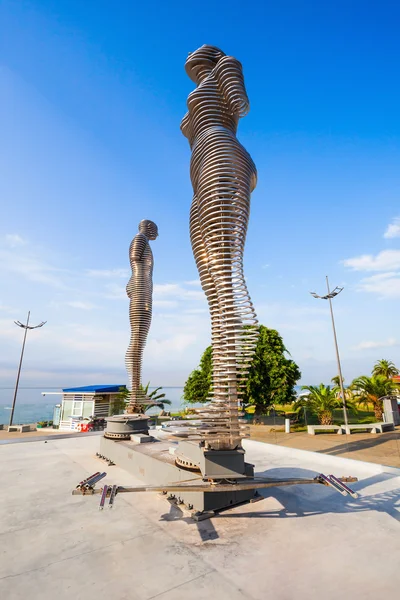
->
73, 471, 359, 520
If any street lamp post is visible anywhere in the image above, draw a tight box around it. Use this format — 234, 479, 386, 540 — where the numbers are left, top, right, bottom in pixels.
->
9, 311, 46, 427
310, 276, 348, 427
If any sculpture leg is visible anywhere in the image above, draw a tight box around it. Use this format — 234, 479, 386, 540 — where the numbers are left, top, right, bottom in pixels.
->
190, 195, 222, 398
196, 160, 258, 448
126, 298, 152, 413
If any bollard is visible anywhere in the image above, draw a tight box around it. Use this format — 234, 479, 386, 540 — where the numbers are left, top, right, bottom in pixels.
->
285, 418, 290, 434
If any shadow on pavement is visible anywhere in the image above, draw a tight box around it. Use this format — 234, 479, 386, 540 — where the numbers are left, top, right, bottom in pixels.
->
317, 432, 400, 457
212, 468, 400, 524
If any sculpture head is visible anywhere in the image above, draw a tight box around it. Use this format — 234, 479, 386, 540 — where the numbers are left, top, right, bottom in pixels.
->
139, 219, 158, 240
185, 44, 225, 83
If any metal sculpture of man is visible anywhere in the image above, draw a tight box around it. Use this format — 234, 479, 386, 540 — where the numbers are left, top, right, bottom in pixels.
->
181, 45, 258, 450
125, 219, 158, 413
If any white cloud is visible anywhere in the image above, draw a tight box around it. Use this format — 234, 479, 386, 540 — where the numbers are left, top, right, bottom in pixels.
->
104, 283, 127, 299
67, 301, 97, 310
256, 302, 330, 336
0, 304, 14, 313
0, 308, 210, 386
342, 249, 400, 272
102, 280, 206, 305
384, 217, 400, 239
343, 246, 400, 298
257, 302, 330, 318
147, 308, 210, 367
86, 268, 129, 278
153, 283, 181, 296
153, 283, 205, 302
357, 272, 400, 298
261, 264, 270, 269
352, 338, 398, 351
0, 318, 21, 340
147, 333, 200, 358
183, 289, 205, 300
0, 248, 67, 288
4, 234, 27, 248
184, 279, 201, 286
153, 300, 179, 308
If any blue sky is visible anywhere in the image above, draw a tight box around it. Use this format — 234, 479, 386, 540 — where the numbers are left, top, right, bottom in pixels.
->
1, 0, 400, 388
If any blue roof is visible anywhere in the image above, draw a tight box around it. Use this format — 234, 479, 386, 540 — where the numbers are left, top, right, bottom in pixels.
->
62, 385, 126, 393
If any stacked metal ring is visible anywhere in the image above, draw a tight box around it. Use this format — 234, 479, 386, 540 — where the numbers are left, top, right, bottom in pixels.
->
125, 220, 158, 413
181, 45, 258, 450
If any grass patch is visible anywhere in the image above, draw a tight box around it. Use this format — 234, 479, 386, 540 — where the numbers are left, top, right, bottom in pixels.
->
272, 403, 378, 426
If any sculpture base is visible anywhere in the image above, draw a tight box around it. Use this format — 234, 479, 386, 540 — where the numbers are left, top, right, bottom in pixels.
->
99, 437, 255, 514
104, 415, 149, 440
175, 440, 249, 479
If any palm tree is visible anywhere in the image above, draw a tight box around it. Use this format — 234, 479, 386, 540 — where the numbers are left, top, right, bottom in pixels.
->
295, 384, 350, 425
331, 375, 353, 403
140, 382, 172, 413
114, 384, 171, 414
350, 375, 397, 421
372, 359, 399, 379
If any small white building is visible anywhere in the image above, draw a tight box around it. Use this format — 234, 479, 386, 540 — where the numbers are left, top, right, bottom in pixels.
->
59, 384, 126, 430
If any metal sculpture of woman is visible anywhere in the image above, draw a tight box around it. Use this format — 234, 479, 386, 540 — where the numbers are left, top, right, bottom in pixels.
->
181, 45, 258, 450
125, 219, 158, 413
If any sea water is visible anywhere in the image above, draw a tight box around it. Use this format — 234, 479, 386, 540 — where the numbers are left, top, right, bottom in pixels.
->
0, 386, 304, 425
0, 387, 187, 425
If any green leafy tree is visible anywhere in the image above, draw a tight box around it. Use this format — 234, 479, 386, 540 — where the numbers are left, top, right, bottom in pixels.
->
351, 375, 397, 421
372, 359, 399, 379
111, 387, 129, 415
113, 384, 171, 414
243, 326, 301, 414
294, 384, 352, 425
183, 347, 212, 404
183, 326, 301, 415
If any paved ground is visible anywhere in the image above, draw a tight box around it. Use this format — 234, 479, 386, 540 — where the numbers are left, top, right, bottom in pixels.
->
0, 427, 76, 442
1, 435, 400, 600
0, 428, 99, 444
249, 425, 400, 468
3, 424, 400, 468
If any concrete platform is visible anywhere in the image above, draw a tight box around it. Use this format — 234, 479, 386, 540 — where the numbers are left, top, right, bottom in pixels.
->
1, 435, 400, 599
99, 436, 255, 512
